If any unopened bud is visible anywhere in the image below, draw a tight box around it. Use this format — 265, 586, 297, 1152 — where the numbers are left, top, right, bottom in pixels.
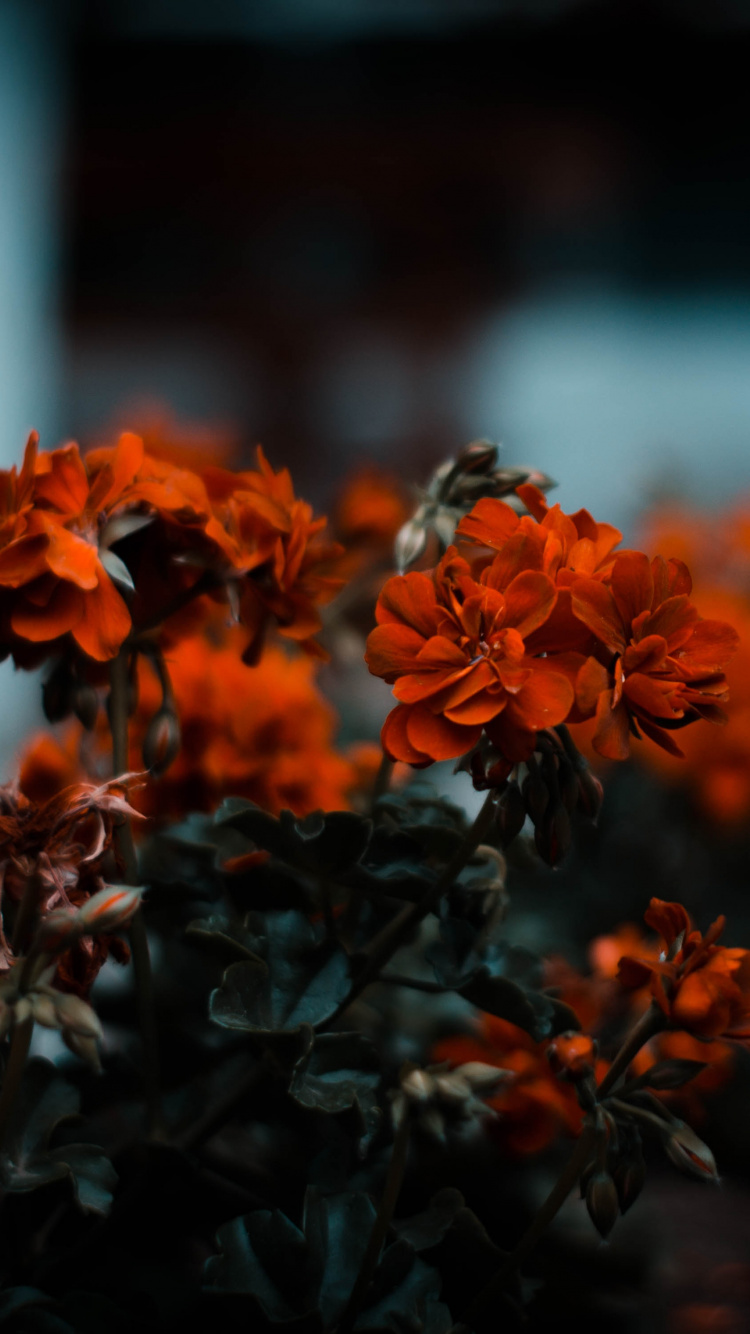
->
662, 1121, 719, 1181
142, 706, 181, 776
35, 908, 82, 954
577, 766, 604, 822
613, 1155, 647, 1214
522, 768, 549, 824
534, 801, 572, 867
557, 756, 580, 814
400, 1067, 436, 1104
53, 992, 103, 1040
30, 993, 62, 1029
395, 517, 428, 574
457, 1062, 512, 1097
547, 1032, 597, 1081
77, 885, 143, 935
73, 684, 99, 732
585, 1170, 620, 1239
63, 1029, 102, 1073
495, 781, 527, 847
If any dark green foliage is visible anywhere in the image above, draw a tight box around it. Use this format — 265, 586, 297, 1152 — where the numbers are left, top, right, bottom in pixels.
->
0, 1060, 117, 1216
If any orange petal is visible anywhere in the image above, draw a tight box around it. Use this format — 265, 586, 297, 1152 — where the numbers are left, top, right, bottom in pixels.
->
0, 533, 50, 587
622, 634, 668, 675
644, 898, 691, 945
571, 579, 626, 655
502, 569, 557, 638
575, 655, 610, 714
376, 572, 439, 637
405, 704, 482, 761
365, 623, 427, 680
34, 444, 89, 517
623, 672, 684, 720
482, 531, 546, 589
610, 551, 653, 627
592, 692, 631, 760
444, 688, 507, 725
37, 517, 99, 590
71, 568, 131, 661
504, 668, 574, 732
677, 619, 739, 673
11, 579, 83, 642
381, 705, 432, 766
455, 497, 520, 550
639, 596, 697, 651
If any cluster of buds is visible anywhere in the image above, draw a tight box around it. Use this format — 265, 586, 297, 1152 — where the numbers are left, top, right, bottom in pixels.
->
0, 961, 103, 1070
390, 1060, 511, 1142
36, 884, 143, 955
394, 441, 554, 573
465, 725, 603, 866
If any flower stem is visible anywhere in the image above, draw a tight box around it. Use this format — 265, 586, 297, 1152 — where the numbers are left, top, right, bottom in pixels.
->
371, 753, 394, 812
0, 1015, 34, 1155
458, 1122, 597, 1328
336, 1115, 411, 1334
328, 790, 497, 1025
596, 1002, 664, 1100
109, 646, 164, 1139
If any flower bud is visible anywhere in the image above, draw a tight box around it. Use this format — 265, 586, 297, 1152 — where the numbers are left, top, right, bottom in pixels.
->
534, 801, 572, 867
547, 1032, 597, 1081
35, 908, 82, 954
73, 684, 99, 732
395, 516, 428, 574
457, 1062, 512, 1097
63, 1030, 102, 1073
585, 1171, 620, 1239
662, 1121, 719, 1181
30, 993, 62, 1029
42, 658, 76, 724
53, 992, 103, 1040
522, 767, 549, 823
400, 1067, 436, 1104
77, 885, 143, 935
495, 781, 527, 846
577, 766, 604, 822
142, 706, 182, 776
613, 1154, 646, 1214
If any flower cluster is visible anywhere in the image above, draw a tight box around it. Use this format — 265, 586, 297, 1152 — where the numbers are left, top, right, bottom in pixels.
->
0, 431, 342, 667
366, 482, 739, 768
21, 629, 364, 821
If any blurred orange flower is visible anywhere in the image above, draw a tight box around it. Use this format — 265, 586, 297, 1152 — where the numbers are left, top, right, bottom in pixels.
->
432, 1015, 585, 1155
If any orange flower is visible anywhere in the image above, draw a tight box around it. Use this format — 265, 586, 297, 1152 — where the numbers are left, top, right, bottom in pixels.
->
432, 1015, 584, 1156
21, 629, 360, 821
618, 898, 750, 1041
366, 546, 576, 765
0, 435, 147, 661
333, 467, 411, 552
572, 552, 738, 758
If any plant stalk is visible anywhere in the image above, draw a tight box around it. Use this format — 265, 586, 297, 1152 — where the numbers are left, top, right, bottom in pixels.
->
336, 1114, 411, 1334
109, 645, 164, 1139
328, 791, 497, 1025
0, 1015, 34, 1155
596, 1002, 664, 1099
458, 1122, 597, 1328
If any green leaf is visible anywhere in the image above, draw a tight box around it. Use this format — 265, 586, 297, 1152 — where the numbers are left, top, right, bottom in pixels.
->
0, 1060, 117, 1216
635, 1059, 709, 1091
218, 803, 372, 877
289, 1033, 381, 1151
209, 910, 351, 1035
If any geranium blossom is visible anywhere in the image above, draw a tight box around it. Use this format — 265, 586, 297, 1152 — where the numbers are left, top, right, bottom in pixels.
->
572, 552, 738, 758
618, 898, 750, 1041
366, 546, 576, 764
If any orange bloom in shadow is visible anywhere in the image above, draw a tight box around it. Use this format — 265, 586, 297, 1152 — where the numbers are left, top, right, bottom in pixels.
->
572, 552, 738, 758
618, 898, 750, 1041
366, 546, 576, 765
333, 468, 411, 553
432, 1015, 585, 1156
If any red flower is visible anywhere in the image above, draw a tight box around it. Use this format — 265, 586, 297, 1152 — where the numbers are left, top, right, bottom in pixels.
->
366, 546, 575, 765
618, 898, 750, 1041
571, 552, 738, 758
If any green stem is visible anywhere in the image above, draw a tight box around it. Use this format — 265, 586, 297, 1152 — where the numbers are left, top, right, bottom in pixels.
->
337, 1115, 411, 1334
595, 1003, 664, 1100
109, 646, 164, 1139
0, 1015, 34, 1155
458, 1122, 597, 1328
10, 871, 43, 957
327, 790, 497, 1026
371, 753, 394, 811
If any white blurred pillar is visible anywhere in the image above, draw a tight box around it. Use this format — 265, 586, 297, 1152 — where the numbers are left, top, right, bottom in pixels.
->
0, 0, 65, 771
